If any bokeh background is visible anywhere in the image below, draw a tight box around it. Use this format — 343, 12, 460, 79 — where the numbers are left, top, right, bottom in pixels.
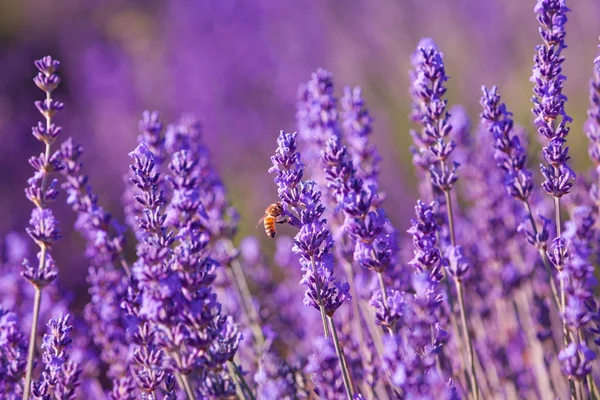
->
1, 0, 599, 295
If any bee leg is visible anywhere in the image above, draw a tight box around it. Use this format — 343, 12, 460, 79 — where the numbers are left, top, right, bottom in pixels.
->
276, 218, 290, 224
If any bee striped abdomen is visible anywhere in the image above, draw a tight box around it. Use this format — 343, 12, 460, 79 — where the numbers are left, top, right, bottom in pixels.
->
259, 201, 284, 238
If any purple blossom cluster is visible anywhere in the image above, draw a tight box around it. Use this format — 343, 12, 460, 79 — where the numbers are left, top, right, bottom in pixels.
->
3, 2, 600, 399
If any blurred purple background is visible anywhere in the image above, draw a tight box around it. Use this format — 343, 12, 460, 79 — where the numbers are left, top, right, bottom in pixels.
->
1, 0, 599, 292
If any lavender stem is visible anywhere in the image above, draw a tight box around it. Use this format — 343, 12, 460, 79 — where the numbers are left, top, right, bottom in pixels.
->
444, 189, 479, 400
227, 361, 247, 400
327, 315, 354, 400
227, 360, 256, 400
22, 286, 42, 400
376, 271, 388, 309
228, 257, 266, 348
522, 199, 563, 312
310, 255, 331, 339
515, 288, 556, 399
341, 259, 372, 396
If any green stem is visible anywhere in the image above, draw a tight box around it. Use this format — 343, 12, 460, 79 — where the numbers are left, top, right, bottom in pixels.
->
178, 373, 196, 400
23, 286, 43, 400
455, 279, 479, 400
227, 361, 247, 400
228, 256, 265, 348
554, 196, 562, 237
328, 316, 354, 400
341, 259, 372, 397
228, 360, 256, 400
443, 189, 479, 400
310, 255, 330, 338
522, 199, 567, 331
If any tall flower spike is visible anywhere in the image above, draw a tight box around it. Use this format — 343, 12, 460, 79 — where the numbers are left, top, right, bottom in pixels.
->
269, 130, 356, 398
531, 0, 573, 199
0, 308, 28, 397
409, 38, 457, 199
340, 86, 381, 192
37, 315, 81, 399
409, 38, 479, 399
59, 137, 128, 273
269, 131, 350, 317
296, 69, 341, 187
480, 86, 534, 203
22, 56, 64, 400
586, 39, 600, 205
123, 111, 166, 241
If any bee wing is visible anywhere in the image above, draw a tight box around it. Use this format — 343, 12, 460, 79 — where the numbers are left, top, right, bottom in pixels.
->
255, 214, 266, 230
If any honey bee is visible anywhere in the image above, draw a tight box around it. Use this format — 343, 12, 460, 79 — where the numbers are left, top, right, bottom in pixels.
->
257, 202, 287, 238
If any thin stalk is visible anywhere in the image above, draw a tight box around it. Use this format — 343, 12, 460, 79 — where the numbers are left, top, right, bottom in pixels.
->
553, 197, 577, 400
442, 271, 469, 391
358, 300, 404, 398
554, 196, 562, 237
228, 360, 256, 400
179, 373, 196, 400
228, 257, 265, 348
328, 316, 354, 400
114, 240, 132, 277
310, 255, 331, 338
227, 361, 248, 400
376, 271, 388, 308
341, 259, 372, 398
22, 276, 44, 400
443, 189, 479, 400
455, 280, 479, 400
581, 330, 596, 400
515, 288, 556, 399
174, 374, 185, 393
443, 189, 457, 246
522, 199, 565, 317
167, 345, 196, 400
577, 380, 585, 400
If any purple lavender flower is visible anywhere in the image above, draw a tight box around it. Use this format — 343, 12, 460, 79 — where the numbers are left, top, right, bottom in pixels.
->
558, 342, 596, 380
531, 0, 573, 199
254, 351, 309, 400
340, 86, 380, 191
37, 314, 81, 398
306, 337, 345, 399
59, 137, 128, 271
0, 308, 28, 398
129, 322, 165, 394
408, 200, 445, 280
297, 69, 340, 173
269, 131, 350, 317
563, 207, 599, 335
21, 55, 65, 400
202, 370, 237, 399
480, 87, 534, 203
139, 111, 166, 167
84, 267, 129, 379
409, 38, 457, 196
123, 112, 167, 241
586, 40, 600, 210
322, 135, 396, 278
109, 377, 138, 400
383, 332, 457, 400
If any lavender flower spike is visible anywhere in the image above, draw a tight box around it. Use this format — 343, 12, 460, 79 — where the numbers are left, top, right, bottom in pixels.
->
269, 130, 355, 398
37, 314, 81, 399
586, 39, 600, 204
0, 308, 28, 397
410, 38, 479, 399
531, 0, 573, 202
22, 56, 65, 400
269, 131, 351, 319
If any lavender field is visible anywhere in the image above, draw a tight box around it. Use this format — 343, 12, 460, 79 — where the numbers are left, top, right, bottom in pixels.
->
1, 0, 600, 399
